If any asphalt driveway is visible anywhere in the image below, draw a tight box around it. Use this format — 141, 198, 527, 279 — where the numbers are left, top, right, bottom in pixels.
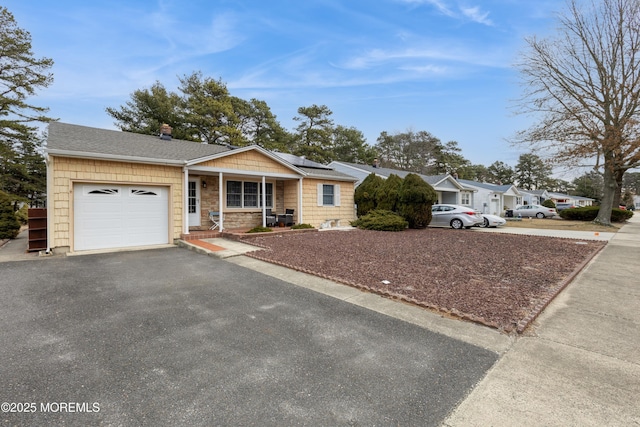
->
0, 247, 497, 426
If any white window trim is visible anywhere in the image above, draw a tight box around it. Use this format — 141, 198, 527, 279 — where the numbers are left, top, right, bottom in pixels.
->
317, 183, 341, 207
226, 179, 273, 209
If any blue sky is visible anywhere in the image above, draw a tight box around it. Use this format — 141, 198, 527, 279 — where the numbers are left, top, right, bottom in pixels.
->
6, 0, 562, 169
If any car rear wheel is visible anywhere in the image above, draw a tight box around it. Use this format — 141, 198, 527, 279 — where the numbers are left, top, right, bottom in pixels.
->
481, 217, 490, 228
536, 212, 545, 219
451, 218, 463, 229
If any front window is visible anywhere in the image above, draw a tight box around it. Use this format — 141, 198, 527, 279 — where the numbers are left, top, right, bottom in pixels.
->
226, 180, 273, 208
460, 192, 470, 205
322, 185, 334, 206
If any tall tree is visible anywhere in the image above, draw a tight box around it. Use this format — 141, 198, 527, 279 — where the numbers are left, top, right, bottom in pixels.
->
514, 153, 552, 190
230, 97, 291, 151
622, 171, 640, 195
292, 104, 334, 163
179, 72, 241, 145
332, 125, 376, 164
487, 161, 515, 184
513, 0, 640, 225
105, 81, 189, 139
572, 171, 604, 202
0, 6, 53, 206
374, 130, 442, 174
457, 164, 492, 182
432, 140, 471, 176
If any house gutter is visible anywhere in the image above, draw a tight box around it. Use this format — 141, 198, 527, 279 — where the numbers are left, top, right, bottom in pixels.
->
45, 149, 187, 166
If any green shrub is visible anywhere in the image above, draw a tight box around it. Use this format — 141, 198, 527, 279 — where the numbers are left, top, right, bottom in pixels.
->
0, 192, 20, 239
291, 223, 314, 229
16, 205, 29, 225
398, 173, 437, 229
376, 174, 403, 212
542, 199, 556, 208
351, 209, 408, 231
611, 207, 634, 222
354, 173, 385, 217
246, 226, 273, 233
559, 205, 633, 222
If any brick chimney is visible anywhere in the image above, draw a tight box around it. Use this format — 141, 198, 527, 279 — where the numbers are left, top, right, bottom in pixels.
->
160, 123, 173, 140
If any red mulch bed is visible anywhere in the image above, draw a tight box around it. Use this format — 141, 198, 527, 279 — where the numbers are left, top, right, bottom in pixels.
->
244, 228, 605, 333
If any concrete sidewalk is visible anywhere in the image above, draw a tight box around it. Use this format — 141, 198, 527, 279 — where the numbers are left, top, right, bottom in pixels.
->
444, 214, 640, 426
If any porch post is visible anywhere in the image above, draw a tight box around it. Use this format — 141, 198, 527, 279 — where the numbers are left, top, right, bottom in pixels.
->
183, 167, 189, 235
298, 178, 303, 224
218, 172, 224, 231
261, 176, 266, 227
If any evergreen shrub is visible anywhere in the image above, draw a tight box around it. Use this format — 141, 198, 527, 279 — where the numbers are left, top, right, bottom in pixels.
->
0, 193, 20, 239
351, 209, 408, 231
354, 173, 384, 217
559, 206, 633, 222
398, 173, 437, 229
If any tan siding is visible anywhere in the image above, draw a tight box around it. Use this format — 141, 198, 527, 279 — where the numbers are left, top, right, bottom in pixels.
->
301, 179, 355, 227
198, 151, 294, 174
51, 156, 182, 250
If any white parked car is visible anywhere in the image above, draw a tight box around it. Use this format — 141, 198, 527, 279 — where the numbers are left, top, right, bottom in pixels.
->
476, 213, 506, 228
431, 204, 484, 229
512, 204, 557, 218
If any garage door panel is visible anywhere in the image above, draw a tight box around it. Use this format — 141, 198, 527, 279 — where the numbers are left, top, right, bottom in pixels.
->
74, 184, 169, 251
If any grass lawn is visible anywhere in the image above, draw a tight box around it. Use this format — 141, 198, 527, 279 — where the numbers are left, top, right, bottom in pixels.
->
504, 217, 621, 232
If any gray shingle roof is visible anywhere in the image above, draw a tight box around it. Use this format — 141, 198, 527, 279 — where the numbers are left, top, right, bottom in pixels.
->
457, 179, 515, 192
45, 122, 356, 181
46, 122, 230, 163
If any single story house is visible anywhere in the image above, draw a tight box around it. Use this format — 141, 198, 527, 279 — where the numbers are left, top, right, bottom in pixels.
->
456, 179, 522, 215
45, 122, 357, 253
328, 161, 474, 205
519, 189, 550, 206
547, 192, 594, 207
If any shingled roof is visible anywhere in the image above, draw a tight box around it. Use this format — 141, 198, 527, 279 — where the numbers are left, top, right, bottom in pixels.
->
45, 122, 358, 181
46, 122, 230, 164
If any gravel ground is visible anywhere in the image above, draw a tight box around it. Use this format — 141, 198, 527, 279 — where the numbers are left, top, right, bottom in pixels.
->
245, 228, 606, 333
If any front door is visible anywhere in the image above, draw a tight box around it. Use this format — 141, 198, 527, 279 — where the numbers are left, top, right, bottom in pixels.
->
188, 178, 200, 227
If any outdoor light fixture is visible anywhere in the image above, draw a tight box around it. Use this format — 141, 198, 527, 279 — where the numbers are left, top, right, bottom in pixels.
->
202, 181, 207, 188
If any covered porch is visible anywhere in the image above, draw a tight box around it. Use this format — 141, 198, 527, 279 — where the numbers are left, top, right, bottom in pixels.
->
184, 170, 303, 234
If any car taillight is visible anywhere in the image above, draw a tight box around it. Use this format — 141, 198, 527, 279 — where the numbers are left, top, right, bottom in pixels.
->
463, 211, 476, 216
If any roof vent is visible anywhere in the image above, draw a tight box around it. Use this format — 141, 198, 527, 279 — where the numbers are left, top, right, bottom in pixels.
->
160, 123, 172, 140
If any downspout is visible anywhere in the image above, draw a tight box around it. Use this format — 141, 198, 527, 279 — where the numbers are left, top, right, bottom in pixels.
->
218, 172, 224, 231
183, 166, 189, 235
45, 154, 53, 254
298, 177, 303, 224
261, 176, 266, 227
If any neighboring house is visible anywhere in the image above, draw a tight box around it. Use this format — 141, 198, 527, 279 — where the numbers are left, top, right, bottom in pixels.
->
547, 192, 594, 207
457, 179, 523, 215
634, 195, 640, 210
328, 161, 473, 205
519, 189, 550, 206
45, 122, 357, 253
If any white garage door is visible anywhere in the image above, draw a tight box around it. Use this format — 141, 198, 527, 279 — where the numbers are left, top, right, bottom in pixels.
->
74, 184, 169, 251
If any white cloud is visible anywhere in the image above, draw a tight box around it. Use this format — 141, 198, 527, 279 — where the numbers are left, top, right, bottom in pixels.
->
460, 6, 493, 26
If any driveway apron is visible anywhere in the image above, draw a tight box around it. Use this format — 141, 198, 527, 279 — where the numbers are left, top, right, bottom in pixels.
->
0, 247, 497, 427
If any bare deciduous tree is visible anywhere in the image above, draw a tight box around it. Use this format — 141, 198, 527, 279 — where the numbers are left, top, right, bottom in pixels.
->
513, 0, 640, 225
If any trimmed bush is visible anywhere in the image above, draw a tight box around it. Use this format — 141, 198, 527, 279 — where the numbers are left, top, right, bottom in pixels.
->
0, 193, 20, 239
354, 173, 385, 217
246, 226, 273, 233
559, 205, 633, 222
291, 223, 314, 229
351, 209, 408, 231
398, 173, 437, 229
376, 173, 403, 212
542, 199, 556, 208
